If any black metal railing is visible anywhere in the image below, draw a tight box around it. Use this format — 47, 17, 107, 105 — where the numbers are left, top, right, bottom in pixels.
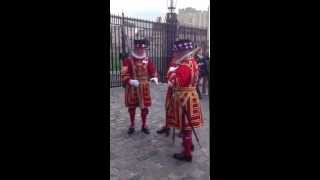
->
110, 14, 208, 87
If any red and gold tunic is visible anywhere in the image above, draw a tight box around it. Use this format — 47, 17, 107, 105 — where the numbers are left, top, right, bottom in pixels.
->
167, 57, 203, 130
120, 56, 157, 109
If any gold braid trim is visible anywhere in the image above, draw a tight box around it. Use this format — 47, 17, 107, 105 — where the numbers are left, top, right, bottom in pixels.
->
174, 87, 196, 91
173, 87, 197, 107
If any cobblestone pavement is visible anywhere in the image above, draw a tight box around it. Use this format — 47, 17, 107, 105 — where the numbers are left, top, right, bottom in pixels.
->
110, 83, 210, 180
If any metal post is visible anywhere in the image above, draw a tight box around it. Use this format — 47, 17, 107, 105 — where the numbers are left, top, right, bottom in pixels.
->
121, 12, 126, 60
165, 10, 178, 73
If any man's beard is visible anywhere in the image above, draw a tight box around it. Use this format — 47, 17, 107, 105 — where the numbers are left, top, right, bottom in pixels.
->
131, 50, 146, 59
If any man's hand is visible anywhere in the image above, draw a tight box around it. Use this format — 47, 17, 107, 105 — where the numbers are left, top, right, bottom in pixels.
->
150, 77, 158, 85
129, 79, 139, 87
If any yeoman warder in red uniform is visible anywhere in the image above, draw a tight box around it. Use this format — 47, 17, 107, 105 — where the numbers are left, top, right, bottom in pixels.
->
167, 39, 204, 162
120, 39, 158, 135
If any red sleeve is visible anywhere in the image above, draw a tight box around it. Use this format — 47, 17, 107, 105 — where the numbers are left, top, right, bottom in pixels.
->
165, 60, 174, 81
121, 58, 133, 86
166, 71, 174, 82
147, 58, 157, 78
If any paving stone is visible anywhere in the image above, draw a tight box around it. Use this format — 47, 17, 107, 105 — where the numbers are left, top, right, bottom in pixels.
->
128, 174, 143, 180
181, 177, 195, 180
110, 174, 120, 180
167, 173, 180, 180
190, 168, 206, 178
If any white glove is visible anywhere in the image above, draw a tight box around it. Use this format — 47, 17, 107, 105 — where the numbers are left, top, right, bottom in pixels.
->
168, 67, 177, 72
129, 79, 139, 87
150, 77, 158, 85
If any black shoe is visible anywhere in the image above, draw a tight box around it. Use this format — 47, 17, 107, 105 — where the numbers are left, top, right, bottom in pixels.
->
128, 127, 135, 134
157, 127, 168, 134
157, 127, 170, 136
141, 128, 150, 134
173, 153, 192, 162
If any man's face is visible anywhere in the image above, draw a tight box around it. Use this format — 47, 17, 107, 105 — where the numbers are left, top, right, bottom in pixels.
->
134, 47, 145, 56
172, 52, 177, 59
170, 52, 178, 64
175, 50, 190, 60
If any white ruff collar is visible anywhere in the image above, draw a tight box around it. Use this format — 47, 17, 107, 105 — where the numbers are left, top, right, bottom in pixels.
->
131, 51, 146, 59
